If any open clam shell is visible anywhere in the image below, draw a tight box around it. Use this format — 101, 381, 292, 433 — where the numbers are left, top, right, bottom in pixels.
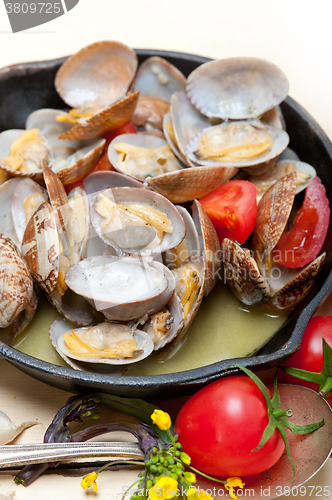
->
167, 254, 205, 348
55, 41, 138, 109
11, 178, 48, 244
0, 178, 22, 247
57, 322, 153, 365
222, 238, 270, 306
144, 292, 184, 350
50, 138, 105, 185
146, 164, 238, 203
83, 170, 142, 196
64, 255, 174, 322
132, 94, 170, 134
0, 129, 48, 179
164, 206, 201, 270
186, 120, 289, 169
170, 91, 211, 167
133, 56, 186, 102
22, 201, 59, 294
192, 199, 221, 296
186, 57, 289, 119
108, 133, 183, 181
250, 159, 316, 202
90, 186, 186, 256
58, 91, 140, 141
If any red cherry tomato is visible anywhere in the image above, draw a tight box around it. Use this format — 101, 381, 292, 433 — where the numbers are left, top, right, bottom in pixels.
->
283, 315, 332, 405
64, 121, 137, 194
273, 177, 330, 268
199, 180, 257, 245
174, 376, 285, 477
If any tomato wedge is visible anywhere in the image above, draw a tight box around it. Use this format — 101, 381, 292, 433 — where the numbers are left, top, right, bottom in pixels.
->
199, 180, 257, 245
64, 121, 137, 194
273, 176, 330, 268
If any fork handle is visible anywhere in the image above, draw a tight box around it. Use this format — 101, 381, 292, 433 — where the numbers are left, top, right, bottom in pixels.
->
0, 442, 144, 468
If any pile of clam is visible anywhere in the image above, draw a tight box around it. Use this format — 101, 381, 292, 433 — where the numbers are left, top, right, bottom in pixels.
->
0, 41, 326, 373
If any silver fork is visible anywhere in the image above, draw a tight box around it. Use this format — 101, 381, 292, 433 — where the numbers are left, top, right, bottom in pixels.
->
0, 442, 144, 468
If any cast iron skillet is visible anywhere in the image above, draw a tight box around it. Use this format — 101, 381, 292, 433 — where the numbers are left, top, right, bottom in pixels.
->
0, 50, 332, 399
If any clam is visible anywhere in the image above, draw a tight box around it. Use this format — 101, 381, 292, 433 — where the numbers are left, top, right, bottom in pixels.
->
0, 129, 50, 178
186, 57, 289, 119
0, 234, 37, 343
223, 172, 326, 310
133, 56, 186, 102
55, 41, 139, 141
64, 255, 175, 322
250, 159, 316, 202
11, 178, 48, 244
108, 133, 183, 181
90, 186, 186, 256
57, 322, 153, 365
19, 108, 106, 184
186, 120, 289, 169
132, 95, 170, 136
0, 178, 23, 247
169, 91, 211, 167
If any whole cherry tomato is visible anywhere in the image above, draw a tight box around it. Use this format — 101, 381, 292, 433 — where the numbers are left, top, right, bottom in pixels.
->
283, 315, 332, 405
199, 180, 257, 245
273, 176, 330, 268
174, 375, 285, 477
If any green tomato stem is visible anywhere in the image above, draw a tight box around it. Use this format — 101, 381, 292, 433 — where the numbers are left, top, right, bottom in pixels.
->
319, 377, 332, 399
272, 408, 293, 419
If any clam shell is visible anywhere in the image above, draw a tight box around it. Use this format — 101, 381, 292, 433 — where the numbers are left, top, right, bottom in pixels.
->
83, 170, 142, 196
132, 94, 170, 132
186, 120, 289, 169
64, 255, 172, 322
58, 92, 140, 141
267, 253, 325, 311
108, 133, 183, 181
144, 293, 184, 350
90, 186, 186, 256
0, 234, 34, 328
250, 159, 316, 202
261, 106, 286, 130
222, 238, 270, 305
57, 322, 154, 365
133, 56, 186, 102
11, 178, 48, 244
0, 129, 45, 179
48, 288, 97, 326
55, 41, 138, 108
49, 317, 145, 372
21, 201, 59, 294
164, 206, 200, 270
50, 138, 105, 185
187, 57, 289, 119
168, 254, 205, 348
146, 164, 237, 203
254, 171, 297, 255
170, 91, 211, 167
0, 178, 22, 247
192, 200, 221, 296
25, 108, 82, 150
163, 112, 187, 165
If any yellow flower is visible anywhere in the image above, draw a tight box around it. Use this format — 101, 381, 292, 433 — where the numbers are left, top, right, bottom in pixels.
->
81, 471, 98, 492
225, 477, 245, 500
187, 487, 213, 499
184, 471, 196, 483
150, 409, 172, 430
148, 476, 178, 500
180, 451, 191, 465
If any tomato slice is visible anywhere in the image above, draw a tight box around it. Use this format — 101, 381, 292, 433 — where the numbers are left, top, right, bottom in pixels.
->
273, 176, 330, 268
199, 180, 257, 245
64, 121, 137, 194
